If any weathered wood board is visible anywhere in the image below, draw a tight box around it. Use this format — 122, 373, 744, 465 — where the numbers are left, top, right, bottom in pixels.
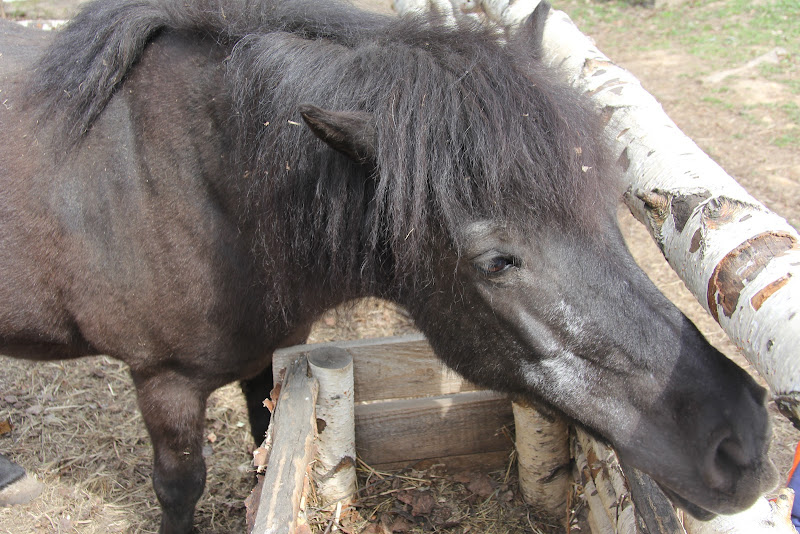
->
274, 334, 480, 402
273, 336, 514, 470
355, 390, 513, 467
251, 356, 318, 534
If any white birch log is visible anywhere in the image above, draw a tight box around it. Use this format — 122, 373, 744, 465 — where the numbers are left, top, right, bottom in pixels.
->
392, 0, 800, 425
307, 347, 357, 507
512, 400, 570, 522
682, 488, 796, 534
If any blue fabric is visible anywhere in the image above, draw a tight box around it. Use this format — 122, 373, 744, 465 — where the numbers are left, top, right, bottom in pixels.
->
789, 463, 800, 533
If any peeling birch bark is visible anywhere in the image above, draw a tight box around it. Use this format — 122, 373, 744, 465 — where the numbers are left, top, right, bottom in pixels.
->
682, 488, 796, 534
573, 428, 638, 534
393, 0, 800, 425
512, 400, 570, 522
572, 431, 626, 534
307, 347, 357, 506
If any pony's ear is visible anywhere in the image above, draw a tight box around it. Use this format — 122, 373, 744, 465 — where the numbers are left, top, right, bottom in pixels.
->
298, 104, 377, 164
515, 0, 550, 60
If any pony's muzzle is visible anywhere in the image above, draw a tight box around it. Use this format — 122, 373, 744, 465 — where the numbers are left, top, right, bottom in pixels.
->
696, 384, 778, 507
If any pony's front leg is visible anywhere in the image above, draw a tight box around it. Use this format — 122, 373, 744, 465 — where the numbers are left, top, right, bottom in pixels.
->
131, 370, 209, 534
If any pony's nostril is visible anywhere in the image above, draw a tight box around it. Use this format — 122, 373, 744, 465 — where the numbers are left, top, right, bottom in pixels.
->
703, 435, 746, 492
718, 436, 748, 466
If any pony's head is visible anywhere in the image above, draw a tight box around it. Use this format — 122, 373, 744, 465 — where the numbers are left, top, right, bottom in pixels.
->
294, 2, 777, 516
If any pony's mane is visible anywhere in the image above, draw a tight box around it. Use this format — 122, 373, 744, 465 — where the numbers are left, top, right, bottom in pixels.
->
29, 0, 618, 294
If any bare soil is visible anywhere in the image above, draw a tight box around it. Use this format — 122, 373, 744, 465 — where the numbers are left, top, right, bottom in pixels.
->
1, 0, 798, 533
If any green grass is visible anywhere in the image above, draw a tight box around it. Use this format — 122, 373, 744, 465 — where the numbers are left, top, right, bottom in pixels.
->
650, 0, 799, 65
1, 0, 81, 20
560, 0, 798, 64
559, 0, 800, 148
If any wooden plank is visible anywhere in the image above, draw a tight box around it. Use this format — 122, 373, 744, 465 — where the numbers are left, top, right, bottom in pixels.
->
251, 357, 318, 534
621, 463, 686, 534
273, 335, 481, 403
354, 390, 513, 466
372, 450, 510, 473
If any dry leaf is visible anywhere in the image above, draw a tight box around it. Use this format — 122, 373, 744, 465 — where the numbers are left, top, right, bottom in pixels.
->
395, 492, 413, 506
389, 517, 411, 532
466, 473, 494, 497
411, 491, 435, 516
452, 472, 473, 484
253, 446, 268, 469
0, 419, 11, 436
359, 523, 386, 534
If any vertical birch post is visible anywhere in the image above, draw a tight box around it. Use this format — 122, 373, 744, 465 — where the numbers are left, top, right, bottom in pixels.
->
307, 347, 357, 506
512, 400, 570, 522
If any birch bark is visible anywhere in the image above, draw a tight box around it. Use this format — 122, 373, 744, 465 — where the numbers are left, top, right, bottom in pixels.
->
512, 401, 570, 522
307, 347, 357, 506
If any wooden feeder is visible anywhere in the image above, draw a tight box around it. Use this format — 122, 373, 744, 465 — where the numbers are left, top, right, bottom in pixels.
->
245, 335, 795, 534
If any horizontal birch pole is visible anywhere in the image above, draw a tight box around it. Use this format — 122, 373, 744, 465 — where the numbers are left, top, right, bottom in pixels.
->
392, 0, 800, 425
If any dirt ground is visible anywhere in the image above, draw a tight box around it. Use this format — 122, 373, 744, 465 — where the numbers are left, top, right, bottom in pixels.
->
1, 0, 799, 533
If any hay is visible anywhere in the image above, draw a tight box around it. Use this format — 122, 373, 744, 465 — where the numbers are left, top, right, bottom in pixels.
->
300, 456, 563, 534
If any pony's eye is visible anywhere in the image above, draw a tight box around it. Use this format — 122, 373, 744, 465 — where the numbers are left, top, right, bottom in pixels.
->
481, 256, 516, 275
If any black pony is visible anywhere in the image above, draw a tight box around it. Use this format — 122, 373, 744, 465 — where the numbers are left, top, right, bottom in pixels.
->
0, 1, 776, 532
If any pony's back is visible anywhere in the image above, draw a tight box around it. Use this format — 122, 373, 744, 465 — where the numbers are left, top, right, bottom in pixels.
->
28, 0, 391, 143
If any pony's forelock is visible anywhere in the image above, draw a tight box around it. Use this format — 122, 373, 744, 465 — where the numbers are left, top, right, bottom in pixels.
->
226, 6, 617, 291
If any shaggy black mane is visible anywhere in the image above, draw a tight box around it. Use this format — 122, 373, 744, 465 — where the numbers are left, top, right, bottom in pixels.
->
29, 0, 617, 293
